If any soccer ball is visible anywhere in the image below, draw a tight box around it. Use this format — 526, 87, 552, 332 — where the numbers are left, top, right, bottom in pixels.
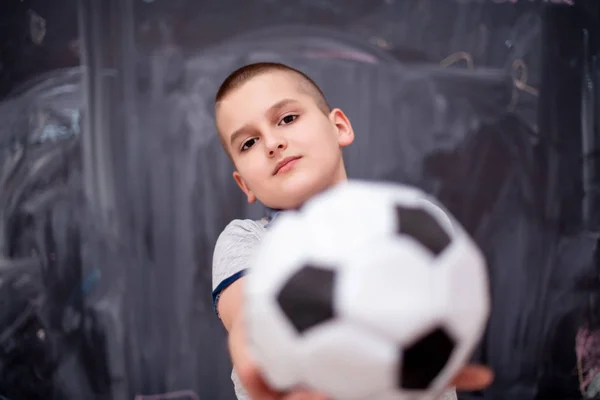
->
245, 180, 490, 400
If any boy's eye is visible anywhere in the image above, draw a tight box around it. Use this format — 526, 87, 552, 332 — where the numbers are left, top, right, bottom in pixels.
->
278, 114, 298, 126
241, 138, 257, 152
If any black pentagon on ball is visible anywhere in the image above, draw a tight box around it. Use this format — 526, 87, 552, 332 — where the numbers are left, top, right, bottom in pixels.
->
398, 327, 456, 390
276, 264, 336, 334
395, 205, 451, 256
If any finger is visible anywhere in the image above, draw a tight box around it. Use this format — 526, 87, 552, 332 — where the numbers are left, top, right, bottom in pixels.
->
228, 323, 280, 400
237, 363, 283, 400
449, 364, 494, 391
281, 390, 328, 400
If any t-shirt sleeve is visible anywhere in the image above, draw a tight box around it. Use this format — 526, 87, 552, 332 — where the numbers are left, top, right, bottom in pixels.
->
211, 219, 263, 317
438, 388, 457, 400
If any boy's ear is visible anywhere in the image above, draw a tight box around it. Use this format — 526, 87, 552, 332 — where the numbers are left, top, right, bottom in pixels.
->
233, 171, 257, 204
329, 108, 354, 148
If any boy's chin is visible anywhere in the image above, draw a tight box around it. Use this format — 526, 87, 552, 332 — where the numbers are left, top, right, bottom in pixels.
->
261, 175, 342, 211
261, 189, 318, 211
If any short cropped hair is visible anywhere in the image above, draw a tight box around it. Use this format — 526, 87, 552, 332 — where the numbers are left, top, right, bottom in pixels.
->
215, 62, 331, 113
214, 62, 332, 159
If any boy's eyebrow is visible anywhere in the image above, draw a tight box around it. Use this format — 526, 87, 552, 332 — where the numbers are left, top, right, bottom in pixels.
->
229, 98, 300, 146
265, 98, 300, 119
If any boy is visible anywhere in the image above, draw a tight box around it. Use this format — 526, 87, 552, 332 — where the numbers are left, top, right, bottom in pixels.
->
211, 62, 492, 400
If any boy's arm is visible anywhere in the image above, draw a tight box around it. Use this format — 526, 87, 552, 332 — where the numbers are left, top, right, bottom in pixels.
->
212, 220, 282, 398
217, 276, 287, 399
216, 279, 256, 387
212, 219, 262, 326
213, 222, 326, 400
221, 281, 325, 400
217, 277, 245, 332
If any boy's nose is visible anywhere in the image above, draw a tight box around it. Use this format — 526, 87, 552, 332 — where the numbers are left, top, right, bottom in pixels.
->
268, 143, 286, 157
265, 135, 287, 157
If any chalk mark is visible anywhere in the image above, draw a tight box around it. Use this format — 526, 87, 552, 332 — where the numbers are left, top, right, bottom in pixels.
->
440, 52, 539, 111
440, 52, 475, 70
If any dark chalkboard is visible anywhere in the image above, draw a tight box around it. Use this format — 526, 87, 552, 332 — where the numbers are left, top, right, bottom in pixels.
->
0, 1, 598, 399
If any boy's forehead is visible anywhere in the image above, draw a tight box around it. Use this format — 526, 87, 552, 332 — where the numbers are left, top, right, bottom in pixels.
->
226, 72, 305, 105
216, 72, 310, 125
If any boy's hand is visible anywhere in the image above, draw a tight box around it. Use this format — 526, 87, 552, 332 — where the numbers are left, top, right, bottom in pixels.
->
280, 391, 328, 400
228, 311, 490, 400
229, 314, 328, 400
450, 364, 494, 391
228, 314, 278, 399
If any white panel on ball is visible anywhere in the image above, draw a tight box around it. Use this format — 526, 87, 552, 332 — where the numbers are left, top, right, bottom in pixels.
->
299, 181, 402, 239
336, 237, 443, 345
436, 234, 490, 358
298, 320, 398, 400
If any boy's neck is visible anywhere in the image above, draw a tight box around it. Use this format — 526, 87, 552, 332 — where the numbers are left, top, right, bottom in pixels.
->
265, 176, 349, 218
266, 207, 282, 218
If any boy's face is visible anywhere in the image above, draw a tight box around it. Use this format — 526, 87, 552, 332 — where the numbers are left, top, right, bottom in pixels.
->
216, 71, 354, 210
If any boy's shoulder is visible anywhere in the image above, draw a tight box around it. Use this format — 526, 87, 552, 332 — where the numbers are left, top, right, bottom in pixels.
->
212, 218, 269, 291
216, 217, 269, 242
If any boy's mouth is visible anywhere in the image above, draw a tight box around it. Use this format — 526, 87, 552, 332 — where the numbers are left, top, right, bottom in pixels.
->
273, 156, 302, 175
